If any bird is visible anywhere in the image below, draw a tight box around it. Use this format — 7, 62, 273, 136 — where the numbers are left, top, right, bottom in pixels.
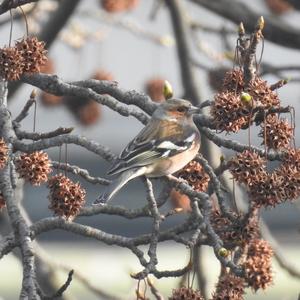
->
94, 98, 201, 205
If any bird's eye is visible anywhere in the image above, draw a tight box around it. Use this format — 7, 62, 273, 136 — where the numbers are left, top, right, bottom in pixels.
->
177, 106, 186, 113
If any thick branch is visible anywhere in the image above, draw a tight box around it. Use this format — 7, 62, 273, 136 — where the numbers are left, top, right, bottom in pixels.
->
0, 88, 38, 298
13, 134, 117, 162
0, 0, 38, 15
191, 0, 300, 50
21, 74, 151, 124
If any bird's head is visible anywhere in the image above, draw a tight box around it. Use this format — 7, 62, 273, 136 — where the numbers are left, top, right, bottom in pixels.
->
153, 98, 200, 121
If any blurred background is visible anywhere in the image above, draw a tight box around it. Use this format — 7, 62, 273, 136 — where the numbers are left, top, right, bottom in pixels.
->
0, 0, 300, 299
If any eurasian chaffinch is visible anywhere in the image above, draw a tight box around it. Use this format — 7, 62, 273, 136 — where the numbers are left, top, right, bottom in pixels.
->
94, 98, 201, 204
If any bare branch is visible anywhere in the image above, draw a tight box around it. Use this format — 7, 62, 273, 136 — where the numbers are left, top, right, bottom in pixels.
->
191, 0, 300, 50
37, 270, 74, 300
13, 134, 117, 162
52, 161, 110, 185
0, 0, 39, 15
21, 73, 151, 124
15, 127, 74, 141
13, 98, 35, 123
0, 85, 38, 299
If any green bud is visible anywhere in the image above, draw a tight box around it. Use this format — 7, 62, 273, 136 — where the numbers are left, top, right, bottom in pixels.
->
257, 16, 265, 31
218, 247, 229, 258
163, 80, 173, 100
238, 22, 245, 35
240, 92, 252, 103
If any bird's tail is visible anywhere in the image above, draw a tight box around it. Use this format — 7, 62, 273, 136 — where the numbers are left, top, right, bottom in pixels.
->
93, 168, 145, 205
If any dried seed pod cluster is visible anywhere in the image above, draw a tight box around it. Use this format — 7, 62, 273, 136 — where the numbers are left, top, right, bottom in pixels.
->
259, 114, 293, 149
211, 69, 280, 132
0, 47, 24, 81
15, 37, 47, 73
248, 77, 280, 108
169, 287, 204, 300
282, 148, 300, 169
222, 69, 245, 92
212, 273, 245, 300
15, 151, 52, 185
229, 149, 300, 207
145, 77, 166, 102
243, 239, 273, 291
176, 160, 210, 192
48, 174, 86, 220
0, 138, 9, 169
101, 0, 139, 13
211, 208, 259, 248
229, 150, 266, 187
249, 171, 284, 207
211, 91, 250, 132
0, 37, 47, 81
249, 163, 300, 207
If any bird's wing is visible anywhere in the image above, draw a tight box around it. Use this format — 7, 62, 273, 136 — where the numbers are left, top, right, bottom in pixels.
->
107, 119, 196, 175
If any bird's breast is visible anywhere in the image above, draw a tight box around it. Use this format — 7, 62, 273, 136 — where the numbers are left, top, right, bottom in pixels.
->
145, 139, 200, 178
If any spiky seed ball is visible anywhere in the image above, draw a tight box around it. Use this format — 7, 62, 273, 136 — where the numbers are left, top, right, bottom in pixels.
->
48, 174, 86, 220
211, 91, 250, 132
145, 78, 166, 102
265, 0, 293, 14
15, 151, 52, 185
282, 148, 300, 172
0, 46, 24, 81
243, 239, 273, 291
274, 164, 300, 200
259, 114, 293, 149
249, 172, 283, 207
0, 138, 9, 169
229, 150, 266, 187
241, 209, 261, 243
101, 0, 139, 13
248, 77, 280, 109
92, 69, 114, 81
222, 69, 279, 110
212, 273, 245, 300
222, 68, 244, 92
169, 287, 204, 300
211, 208, 260, 248
176, 160, 210, 192
0, 193, 5, 210
16, 37, 47, 73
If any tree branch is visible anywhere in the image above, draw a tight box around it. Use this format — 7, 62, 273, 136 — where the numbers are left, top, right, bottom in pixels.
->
191, 0, 300, 50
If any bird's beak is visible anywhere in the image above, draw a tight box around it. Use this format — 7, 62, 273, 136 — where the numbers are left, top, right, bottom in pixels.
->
188, 105, 201, 115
